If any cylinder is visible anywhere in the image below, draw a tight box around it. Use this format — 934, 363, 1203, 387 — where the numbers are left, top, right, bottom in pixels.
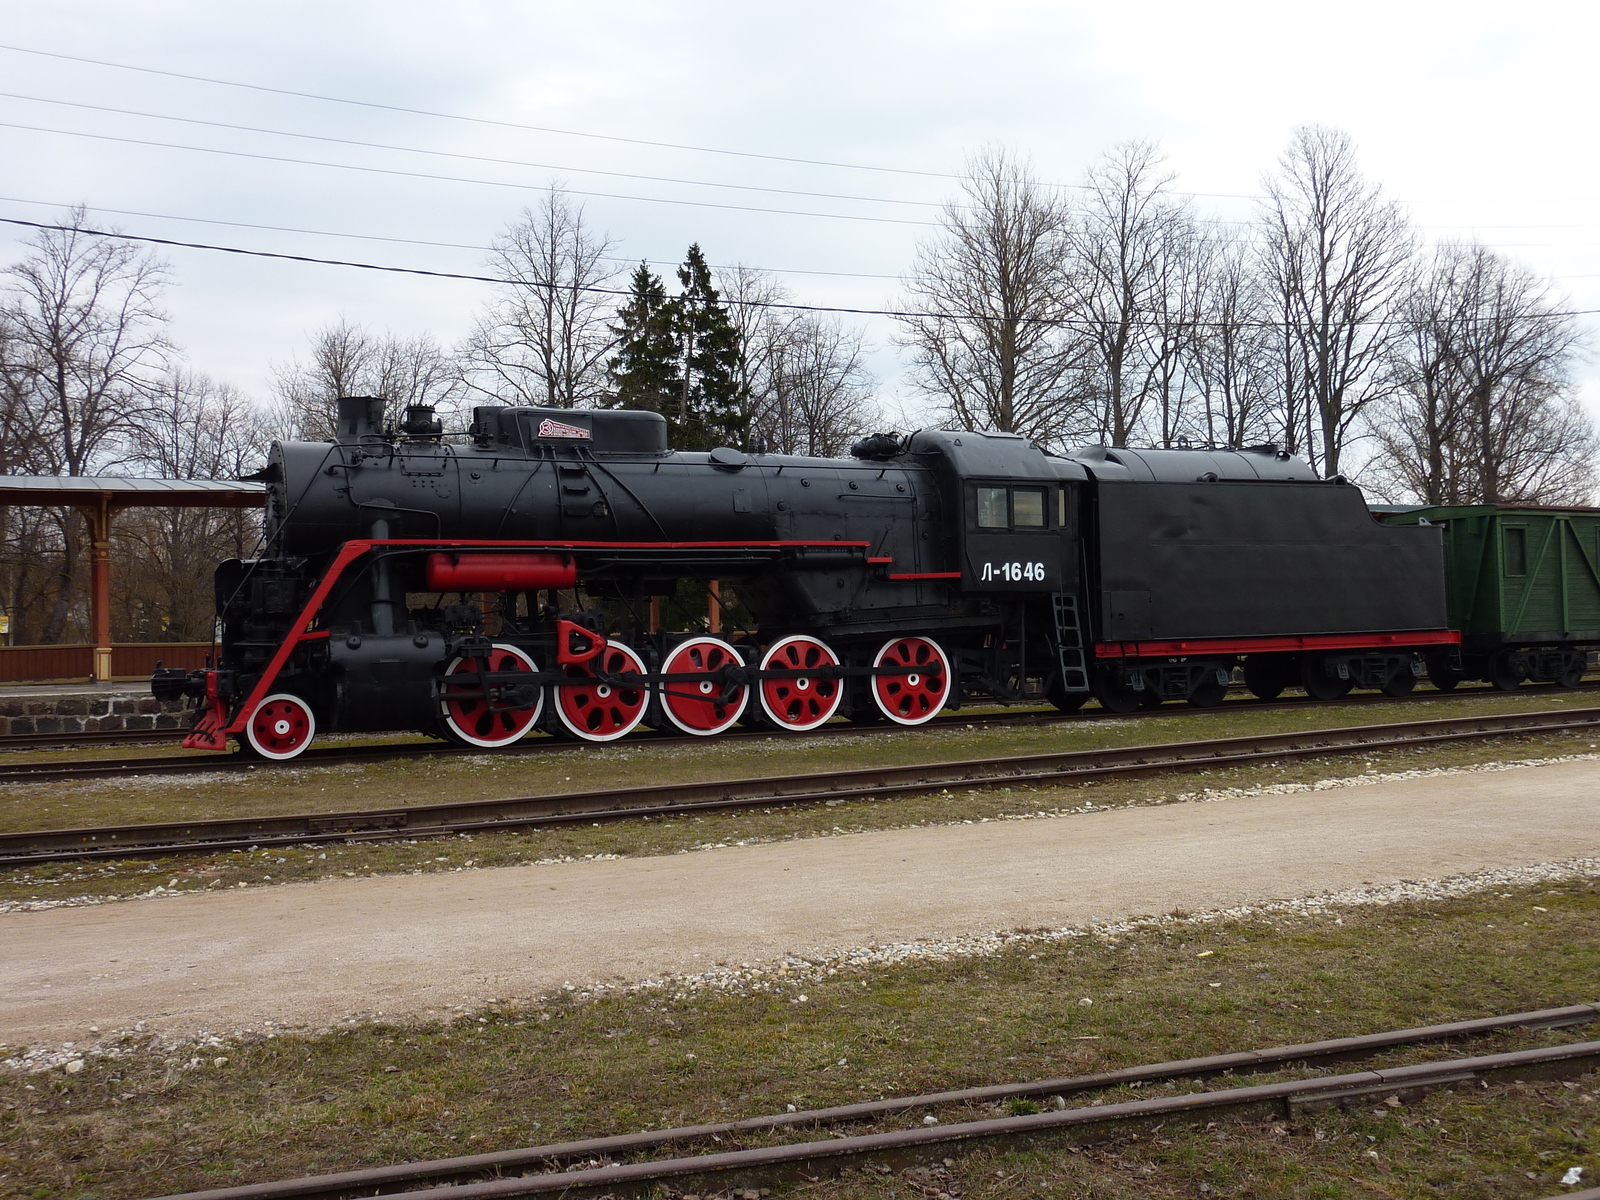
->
425, 553, 576, 592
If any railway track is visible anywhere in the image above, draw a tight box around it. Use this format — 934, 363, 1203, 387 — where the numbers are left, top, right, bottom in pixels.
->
3, 679, 1597, 784
147, 1004, 1600, 1200
5, 705, 1597, 866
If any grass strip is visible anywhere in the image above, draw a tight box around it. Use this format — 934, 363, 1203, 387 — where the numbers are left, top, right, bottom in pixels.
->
2, 870, 1598, 1198
3, 720, 1597, 907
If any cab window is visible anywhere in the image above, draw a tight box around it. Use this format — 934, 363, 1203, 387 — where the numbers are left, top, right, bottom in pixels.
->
1013, 488, 1045, 527
977, 487, 1008, 528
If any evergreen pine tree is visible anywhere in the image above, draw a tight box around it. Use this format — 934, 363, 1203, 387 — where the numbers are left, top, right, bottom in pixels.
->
672, 244, 748, 451
605, 262, 682, 422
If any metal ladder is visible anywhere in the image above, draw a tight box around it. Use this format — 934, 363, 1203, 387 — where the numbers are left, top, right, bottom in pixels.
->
1051, 592, 1090, 693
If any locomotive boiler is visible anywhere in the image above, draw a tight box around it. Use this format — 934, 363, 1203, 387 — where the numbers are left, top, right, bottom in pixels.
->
155, 395, 1457, 759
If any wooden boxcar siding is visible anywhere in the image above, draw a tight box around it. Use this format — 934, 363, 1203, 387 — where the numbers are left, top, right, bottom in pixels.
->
1386, 509, 1600, 641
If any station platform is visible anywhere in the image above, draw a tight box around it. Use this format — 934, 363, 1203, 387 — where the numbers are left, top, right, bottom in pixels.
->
0, 679, 186, 735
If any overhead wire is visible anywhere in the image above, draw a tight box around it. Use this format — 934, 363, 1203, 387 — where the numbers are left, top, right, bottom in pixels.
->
4, 215, 1595, 329
0, 42, 1269, 201
3, 43, 1596, 211
0, 195, 906, 280
0, 121, 942, 228
0, 43, 972, 183
0, 91, 949, 210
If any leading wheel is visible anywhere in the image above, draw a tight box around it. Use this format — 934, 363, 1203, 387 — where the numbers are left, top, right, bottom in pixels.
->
552, 641, 649, 742
759, 635, 843, 731
871, 636, 951, 726
660, 637, 749, 736
440, 643, 543, 748
244, 693, 316, 761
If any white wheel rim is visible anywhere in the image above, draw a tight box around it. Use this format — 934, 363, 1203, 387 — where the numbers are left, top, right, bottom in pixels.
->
758, 635, 842, 732
871, 636, 952, 726
441, 643, 542, 748
245, 692, 316, 760
660, 637, 748, 736
554, 641, 647, 742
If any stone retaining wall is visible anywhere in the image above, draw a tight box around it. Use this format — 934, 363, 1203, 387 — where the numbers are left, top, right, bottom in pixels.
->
0, 693, 190, 736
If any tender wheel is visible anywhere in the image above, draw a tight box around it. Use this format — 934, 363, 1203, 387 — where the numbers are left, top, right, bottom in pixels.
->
1242, 655, 1288, 701
1489, 649, 1524, 692
871, 636, 951, 726
552, 641, 649, 742
1300, 655, 1354, 701
759, 635, 843, 731
660, 636, 749, 736
440, 643, 543, 748
1046, 672, 1089, 713
1187, 666, 1229, 708
1381, 667, 1417, 698
1094, 671, 1143, 714
244, 693, 316, 761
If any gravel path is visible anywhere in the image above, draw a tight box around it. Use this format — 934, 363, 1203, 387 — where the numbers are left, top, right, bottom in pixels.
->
4, 756, 1599, 1048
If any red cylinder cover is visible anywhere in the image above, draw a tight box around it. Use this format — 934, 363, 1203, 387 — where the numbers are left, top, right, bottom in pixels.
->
425, 552, 576, 592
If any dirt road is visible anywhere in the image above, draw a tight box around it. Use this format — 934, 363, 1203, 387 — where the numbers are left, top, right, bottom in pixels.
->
4, 758, 1598, 1047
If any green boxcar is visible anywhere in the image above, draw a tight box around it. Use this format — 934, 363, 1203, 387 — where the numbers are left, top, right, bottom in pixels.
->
1378, 505, 1599, 689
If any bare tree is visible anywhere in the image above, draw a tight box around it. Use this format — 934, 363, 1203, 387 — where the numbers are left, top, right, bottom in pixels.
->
1260, 126, 1413, 476
715, 264, 879, 455
271, 319, 460, 439
461, 187, 619, 409
0, 208, 171, 641
1, 207, 170, 475
1069, 141, 1197, 447
1186, 231, 1278, 448
117, 370, 269, 639
899, 146, 1081, 446
717, 262, 797, 437
760, 314, 879, 457
1370, 242, 1594, 505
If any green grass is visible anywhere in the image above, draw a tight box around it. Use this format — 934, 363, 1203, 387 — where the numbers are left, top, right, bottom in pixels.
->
2, 878, 1597, 1198
1, 688, 1593, 836
2, 711, 1596, 908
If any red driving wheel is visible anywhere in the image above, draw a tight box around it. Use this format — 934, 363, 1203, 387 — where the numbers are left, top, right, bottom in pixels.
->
439, 643, 543, 748
245, 693, 316, 760
552, 641, 648, 742
871, 635, 951, 726
660, 637, 748, 736
759, 635, 842, 731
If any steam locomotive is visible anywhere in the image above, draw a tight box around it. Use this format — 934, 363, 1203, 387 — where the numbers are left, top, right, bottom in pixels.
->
155, 396, 1458, 759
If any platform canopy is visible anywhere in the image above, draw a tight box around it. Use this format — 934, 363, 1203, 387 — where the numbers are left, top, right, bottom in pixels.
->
0, 475, 266, 680
0, 476, 265, 508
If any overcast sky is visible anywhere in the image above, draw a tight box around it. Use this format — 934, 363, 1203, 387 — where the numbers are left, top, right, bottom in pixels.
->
3, 0, 1598, 432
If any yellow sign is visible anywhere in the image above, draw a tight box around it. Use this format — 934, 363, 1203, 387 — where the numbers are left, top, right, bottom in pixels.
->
0, 615, 9, 634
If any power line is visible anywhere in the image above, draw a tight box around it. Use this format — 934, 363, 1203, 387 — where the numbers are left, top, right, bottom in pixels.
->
5, 215, 1596, 330
6, 43, 1596, 213
0, 42, 1269, 203
0, 42, 970, 183
0, 195, 907, 281
0, 90, 948, 210
0, 121, 942, 228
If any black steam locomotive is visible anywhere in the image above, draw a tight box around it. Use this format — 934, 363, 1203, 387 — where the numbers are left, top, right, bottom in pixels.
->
155, 396, 1454, 759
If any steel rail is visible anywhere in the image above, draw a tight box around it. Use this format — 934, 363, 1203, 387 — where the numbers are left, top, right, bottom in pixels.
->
2, 679, 1595, 780
4, 706, 1597, 866
146, 1006, 1600, 1200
